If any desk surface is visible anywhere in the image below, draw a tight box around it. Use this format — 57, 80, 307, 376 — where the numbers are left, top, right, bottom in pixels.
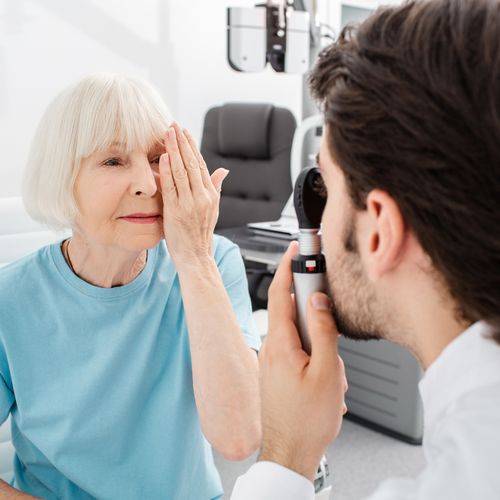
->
216, 226, 290, 269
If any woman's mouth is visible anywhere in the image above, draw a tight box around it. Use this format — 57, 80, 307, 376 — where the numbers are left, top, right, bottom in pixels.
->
119, 213, 162, 224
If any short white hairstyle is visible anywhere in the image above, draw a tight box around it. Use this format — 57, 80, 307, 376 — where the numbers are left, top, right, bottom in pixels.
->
22, 73, 173, 230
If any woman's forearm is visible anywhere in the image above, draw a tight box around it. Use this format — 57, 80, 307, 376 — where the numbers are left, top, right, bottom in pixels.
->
0, 480, 39, 499
176, 255, 261, 461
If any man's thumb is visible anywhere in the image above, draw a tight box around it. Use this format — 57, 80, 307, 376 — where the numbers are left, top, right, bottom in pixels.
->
307, 292, 339, 368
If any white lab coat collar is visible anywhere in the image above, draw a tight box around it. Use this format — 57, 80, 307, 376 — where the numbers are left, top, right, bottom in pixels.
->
418, 320, 500, 431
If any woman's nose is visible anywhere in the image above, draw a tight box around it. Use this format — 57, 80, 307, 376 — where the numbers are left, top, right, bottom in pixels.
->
130, 160, 158, 197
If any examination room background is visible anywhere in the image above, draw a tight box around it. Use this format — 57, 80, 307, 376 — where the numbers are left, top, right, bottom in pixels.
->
0, 1, 427, 498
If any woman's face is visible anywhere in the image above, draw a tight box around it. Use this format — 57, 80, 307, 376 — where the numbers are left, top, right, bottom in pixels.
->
73, 142, 165, 251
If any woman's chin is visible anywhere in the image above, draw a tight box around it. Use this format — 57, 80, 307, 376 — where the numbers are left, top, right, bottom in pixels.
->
122, 232, 163, 251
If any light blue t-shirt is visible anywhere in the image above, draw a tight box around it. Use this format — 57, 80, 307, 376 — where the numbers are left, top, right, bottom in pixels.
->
0, 235, 260, 499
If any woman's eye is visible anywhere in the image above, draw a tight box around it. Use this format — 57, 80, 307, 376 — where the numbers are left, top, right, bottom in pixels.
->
150, 156, 160, 165
102, 157, 122, 167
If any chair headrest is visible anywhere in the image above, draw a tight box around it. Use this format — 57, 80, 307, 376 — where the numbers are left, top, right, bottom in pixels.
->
218, 103, 273, 159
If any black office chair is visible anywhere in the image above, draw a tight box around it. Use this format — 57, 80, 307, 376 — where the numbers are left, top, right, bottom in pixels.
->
200, 102, 296, 229
200, 102, 296, 310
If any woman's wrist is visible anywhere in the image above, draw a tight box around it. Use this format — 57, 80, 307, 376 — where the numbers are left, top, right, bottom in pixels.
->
174, 253, 217, 279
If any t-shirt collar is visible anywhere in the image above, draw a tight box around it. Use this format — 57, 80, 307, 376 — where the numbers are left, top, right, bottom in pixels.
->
50, 238, 159, 300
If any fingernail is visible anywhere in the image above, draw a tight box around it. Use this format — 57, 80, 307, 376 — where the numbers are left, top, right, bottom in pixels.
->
312, 293, 331, 311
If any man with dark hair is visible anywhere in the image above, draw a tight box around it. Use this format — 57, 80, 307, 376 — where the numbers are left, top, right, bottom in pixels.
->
231, 0, 500, 498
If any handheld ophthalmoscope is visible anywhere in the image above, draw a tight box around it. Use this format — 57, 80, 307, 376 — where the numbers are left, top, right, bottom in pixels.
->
292, 166, 327, 355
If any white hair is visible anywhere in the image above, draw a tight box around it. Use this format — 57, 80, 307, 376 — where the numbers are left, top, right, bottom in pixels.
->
22, 73, 173, 230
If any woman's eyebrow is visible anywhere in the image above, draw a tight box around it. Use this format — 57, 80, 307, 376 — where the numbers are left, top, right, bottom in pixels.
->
99, 143, 127, 154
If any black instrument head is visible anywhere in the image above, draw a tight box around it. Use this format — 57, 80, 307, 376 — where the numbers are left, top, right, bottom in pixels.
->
293, 166, 327, 229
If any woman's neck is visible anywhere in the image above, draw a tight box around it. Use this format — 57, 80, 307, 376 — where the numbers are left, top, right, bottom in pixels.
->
63, 234, 147, 288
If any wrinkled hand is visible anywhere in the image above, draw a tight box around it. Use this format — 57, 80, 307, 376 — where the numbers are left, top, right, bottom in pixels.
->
258, 241, 348, 482
159, 122, 228, 269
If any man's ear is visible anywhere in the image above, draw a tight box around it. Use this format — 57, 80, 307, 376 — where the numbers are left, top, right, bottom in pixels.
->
363, 189, 406, 280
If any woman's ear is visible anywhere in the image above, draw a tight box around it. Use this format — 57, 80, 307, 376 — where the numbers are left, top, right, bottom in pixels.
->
364, 189, 406, 280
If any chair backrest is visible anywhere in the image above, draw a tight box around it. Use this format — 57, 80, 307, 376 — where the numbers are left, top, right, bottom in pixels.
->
0, 196, 69, 482
201, 103, 296, 229
0, 418, 14, 482
0, 197, 70, 266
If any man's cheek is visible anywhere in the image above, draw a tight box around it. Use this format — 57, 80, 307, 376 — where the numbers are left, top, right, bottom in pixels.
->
321, 202, 338, 243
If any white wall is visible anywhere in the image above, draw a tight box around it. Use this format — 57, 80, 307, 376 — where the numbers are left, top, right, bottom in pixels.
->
0, 0, 304, 198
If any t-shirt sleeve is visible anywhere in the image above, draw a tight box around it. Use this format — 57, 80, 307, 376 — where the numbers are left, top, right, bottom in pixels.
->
216, 238, 262, 352
0, 344, 14, 425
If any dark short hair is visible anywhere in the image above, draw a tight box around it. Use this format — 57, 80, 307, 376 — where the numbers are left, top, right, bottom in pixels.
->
309, 0, 500, 343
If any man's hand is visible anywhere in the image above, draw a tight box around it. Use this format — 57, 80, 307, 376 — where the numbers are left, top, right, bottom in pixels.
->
258, 241, 347, 482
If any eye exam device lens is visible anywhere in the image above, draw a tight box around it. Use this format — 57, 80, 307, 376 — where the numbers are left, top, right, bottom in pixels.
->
292, 166, 328, 355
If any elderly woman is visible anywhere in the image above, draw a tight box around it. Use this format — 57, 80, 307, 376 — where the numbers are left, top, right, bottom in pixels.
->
0, 74, 261, 499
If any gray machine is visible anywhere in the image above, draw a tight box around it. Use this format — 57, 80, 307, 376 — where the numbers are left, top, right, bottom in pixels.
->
339, 337, 423, 443
227, 0, 423, 445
